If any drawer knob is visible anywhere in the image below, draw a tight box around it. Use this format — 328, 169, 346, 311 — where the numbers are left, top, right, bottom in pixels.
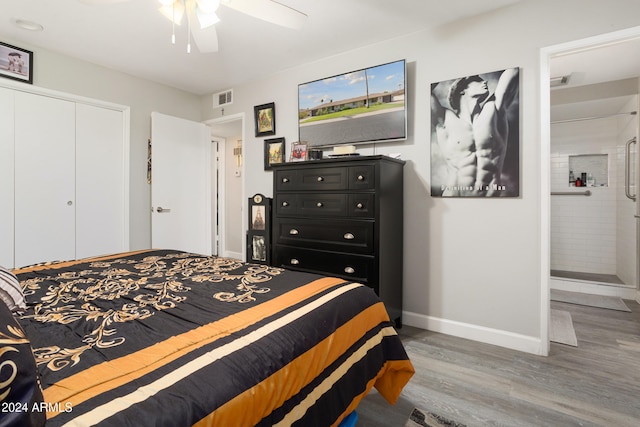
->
290, 258, 300, 265
343, 233, 355, 240
317, 176, 324, 182
344, 267, 355, 274
316, 202, 323, 208
356, 203, 364, 209
357, 175, 365, 181
289, 229, 299, 235
282, 201, 289, 207
282, 178, 290, 183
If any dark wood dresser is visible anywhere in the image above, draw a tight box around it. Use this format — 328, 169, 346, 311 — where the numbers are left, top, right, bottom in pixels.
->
271, 155, 405, 326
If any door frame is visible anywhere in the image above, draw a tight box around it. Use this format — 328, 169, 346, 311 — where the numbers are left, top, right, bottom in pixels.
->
205, 113, 246, 260
540, 26, 640, 354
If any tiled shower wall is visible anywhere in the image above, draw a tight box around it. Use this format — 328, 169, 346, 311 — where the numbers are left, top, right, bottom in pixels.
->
551, 108, 635, 283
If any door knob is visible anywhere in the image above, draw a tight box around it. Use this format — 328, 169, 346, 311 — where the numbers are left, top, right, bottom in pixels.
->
157, 207, 171, 213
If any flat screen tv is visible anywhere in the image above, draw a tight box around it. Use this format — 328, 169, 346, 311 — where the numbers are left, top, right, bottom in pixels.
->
298, 59, 406, 148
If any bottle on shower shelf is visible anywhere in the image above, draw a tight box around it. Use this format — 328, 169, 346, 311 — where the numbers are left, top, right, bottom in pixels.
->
569, 170, 575, 186
587, 173, 595, 187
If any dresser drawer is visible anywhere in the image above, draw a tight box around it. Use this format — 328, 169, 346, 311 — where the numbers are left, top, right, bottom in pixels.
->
275, 164, 376, 191
273, 245, 374, 283
273, 218, 374, 254
275, 167, 348, 191
275, 193, 375, 218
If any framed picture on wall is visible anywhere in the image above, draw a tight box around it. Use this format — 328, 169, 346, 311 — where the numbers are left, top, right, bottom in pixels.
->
254, 102, 276, 137
430, 67, 520, 197
0, 41, 33, 84
264, 137, 285, 170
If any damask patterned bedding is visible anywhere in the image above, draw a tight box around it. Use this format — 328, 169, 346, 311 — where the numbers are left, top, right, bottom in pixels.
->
11, 249, 414, 426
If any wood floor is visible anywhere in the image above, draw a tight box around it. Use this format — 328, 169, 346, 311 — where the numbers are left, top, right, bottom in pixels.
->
356, 297, 640, 426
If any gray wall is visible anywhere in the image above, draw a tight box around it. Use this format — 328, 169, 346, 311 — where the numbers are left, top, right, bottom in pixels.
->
7, 0, 640, 355
201, 0, 640, 353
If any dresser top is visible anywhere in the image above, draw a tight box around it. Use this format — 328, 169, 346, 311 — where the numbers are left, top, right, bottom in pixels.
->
271, 154, 405, 169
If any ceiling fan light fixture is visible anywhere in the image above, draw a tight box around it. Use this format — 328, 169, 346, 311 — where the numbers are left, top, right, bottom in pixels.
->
159, 2, 185, 25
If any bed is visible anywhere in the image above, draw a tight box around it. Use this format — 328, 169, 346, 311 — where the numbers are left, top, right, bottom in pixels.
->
2, 249, 414, 426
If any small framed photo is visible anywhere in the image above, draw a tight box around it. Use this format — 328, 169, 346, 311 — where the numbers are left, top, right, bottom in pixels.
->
0, 42, 33, 84
251, 205, 266, 230
251, 235, 267, 262
290, 142, 308, 162
254, 102, 276, 137
264, 137, 285, 170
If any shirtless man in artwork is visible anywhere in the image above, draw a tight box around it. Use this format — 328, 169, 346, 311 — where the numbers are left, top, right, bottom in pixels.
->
431, 68, 519, 196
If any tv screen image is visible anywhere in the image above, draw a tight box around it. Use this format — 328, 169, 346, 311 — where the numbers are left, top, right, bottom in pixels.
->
298, 59, 406, 148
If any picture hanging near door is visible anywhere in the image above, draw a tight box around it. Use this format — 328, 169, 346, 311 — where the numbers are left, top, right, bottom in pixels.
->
430, 67, 520, 197
254, 102, 276, 137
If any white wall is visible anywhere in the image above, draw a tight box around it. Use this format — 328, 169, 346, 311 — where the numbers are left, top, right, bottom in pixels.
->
9, 0, 640, 354
225, 136, 244, 257
1, 37, 204, 251
202, 0, 640, 354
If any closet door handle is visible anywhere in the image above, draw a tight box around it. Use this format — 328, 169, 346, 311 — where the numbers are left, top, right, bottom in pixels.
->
625, 137, 637, 201
157, 206, 171, 213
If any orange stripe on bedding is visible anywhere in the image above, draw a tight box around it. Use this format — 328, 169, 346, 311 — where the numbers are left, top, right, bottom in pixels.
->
13, 250, 154, 274
44, 276, 346, 420
192, 303, 407, 427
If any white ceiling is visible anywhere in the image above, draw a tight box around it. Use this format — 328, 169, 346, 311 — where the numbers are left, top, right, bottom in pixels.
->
0, 0, 521, 95
550, 37, 640, 121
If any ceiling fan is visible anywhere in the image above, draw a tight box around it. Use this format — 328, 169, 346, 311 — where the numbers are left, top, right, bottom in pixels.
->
78, 0, 307, 53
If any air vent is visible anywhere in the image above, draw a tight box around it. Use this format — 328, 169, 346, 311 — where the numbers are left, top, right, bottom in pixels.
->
214, 89, 233, 108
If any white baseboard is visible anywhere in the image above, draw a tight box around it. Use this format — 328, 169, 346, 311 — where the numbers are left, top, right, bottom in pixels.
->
223, 250, 243, 260
550, 278, 637, 300
402, 310, 544, 356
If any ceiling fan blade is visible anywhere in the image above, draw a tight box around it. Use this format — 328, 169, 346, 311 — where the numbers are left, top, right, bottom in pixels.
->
223, 0, 307, 30
190, 23, 219, 53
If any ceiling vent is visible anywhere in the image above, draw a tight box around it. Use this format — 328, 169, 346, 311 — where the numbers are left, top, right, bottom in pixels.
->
214, 89, 233, 108
550, 74, 571, 87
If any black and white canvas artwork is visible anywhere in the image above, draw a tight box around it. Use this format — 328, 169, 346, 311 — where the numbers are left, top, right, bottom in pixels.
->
430, 67, 520, 197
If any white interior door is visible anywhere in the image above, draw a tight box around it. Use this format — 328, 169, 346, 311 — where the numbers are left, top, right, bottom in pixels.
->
14, 91, 76, 267
151, 112, 211, 255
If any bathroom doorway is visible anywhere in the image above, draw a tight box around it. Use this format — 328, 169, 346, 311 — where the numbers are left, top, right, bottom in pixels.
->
548, 33, 640, 299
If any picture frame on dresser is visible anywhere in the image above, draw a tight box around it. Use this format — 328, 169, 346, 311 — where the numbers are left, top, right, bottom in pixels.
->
246, 194, 272, 265
290, 142, 308, 162
0, 41, 33, 84
264, 137, 285, 170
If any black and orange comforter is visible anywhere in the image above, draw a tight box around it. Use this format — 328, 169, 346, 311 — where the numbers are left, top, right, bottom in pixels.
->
15, 249, 414, 426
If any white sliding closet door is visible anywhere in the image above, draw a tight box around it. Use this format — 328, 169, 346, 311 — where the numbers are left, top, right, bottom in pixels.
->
14, 91, 76, 267
0, 88, 14, 268
75, 104, 126, 259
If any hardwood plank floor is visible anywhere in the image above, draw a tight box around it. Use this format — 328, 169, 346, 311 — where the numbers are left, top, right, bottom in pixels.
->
357, 297, 640, 426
